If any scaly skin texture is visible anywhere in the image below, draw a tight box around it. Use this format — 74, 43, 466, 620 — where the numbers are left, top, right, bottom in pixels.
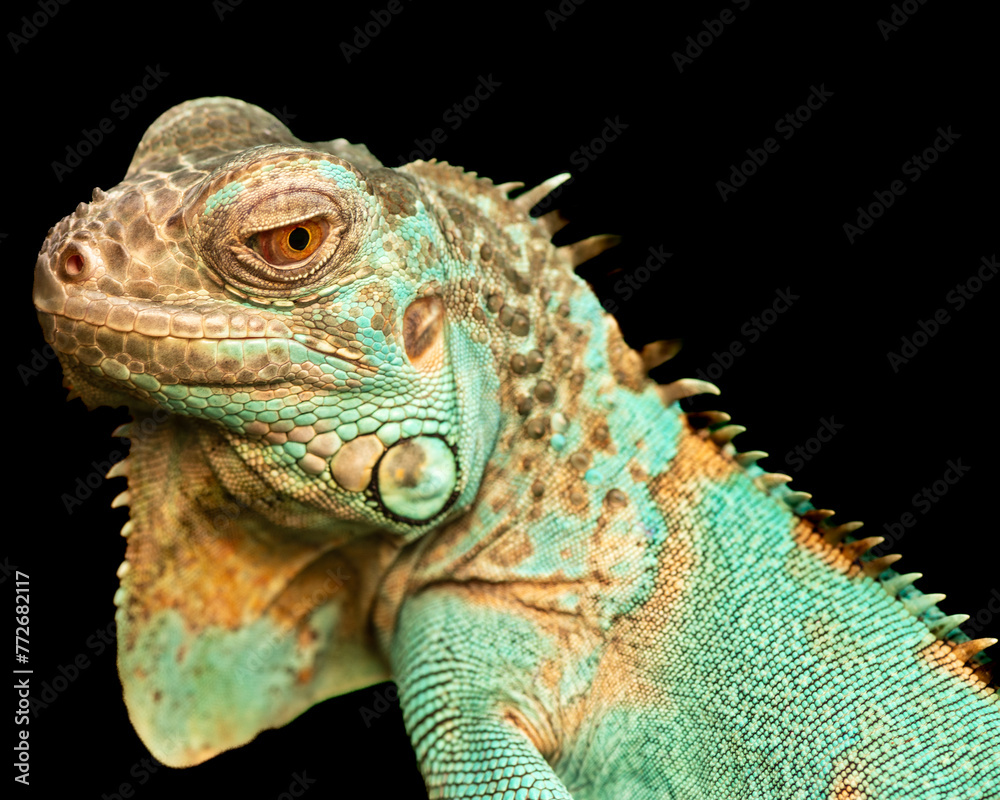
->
33, 98, 998, 798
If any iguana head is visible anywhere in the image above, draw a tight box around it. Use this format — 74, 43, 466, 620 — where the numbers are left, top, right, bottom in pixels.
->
33, 97, 523, 534
32, 97, 596, 765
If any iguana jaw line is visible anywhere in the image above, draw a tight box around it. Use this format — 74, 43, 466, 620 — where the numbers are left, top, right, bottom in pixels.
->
48, 310, 371, 366
42, 306, 376, 397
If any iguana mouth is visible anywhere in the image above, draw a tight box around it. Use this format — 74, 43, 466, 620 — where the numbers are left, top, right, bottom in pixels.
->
37, 281, 374, 366
40, 304, 376, 394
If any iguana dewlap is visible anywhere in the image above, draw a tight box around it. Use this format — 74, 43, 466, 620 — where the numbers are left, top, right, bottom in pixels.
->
33, 98, 998, 799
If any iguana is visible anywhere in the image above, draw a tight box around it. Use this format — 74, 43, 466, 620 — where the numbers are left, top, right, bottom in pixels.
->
32, 97, 999, 799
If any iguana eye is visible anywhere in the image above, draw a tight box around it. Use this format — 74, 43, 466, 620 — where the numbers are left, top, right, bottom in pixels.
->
188, 165, 364, 296
252, 219, 327, 268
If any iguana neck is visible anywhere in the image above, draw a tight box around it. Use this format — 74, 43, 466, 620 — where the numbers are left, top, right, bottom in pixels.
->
373, 286, 674, 635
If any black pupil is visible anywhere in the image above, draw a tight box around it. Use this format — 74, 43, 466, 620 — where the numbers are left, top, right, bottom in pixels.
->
288, 227, 310, 251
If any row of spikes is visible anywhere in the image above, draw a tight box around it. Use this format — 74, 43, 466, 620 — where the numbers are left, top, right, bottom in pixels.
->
498, 173, 623, 267
645, 342, 996, 690
411, 166, 620, 270
501, 173, 998, 690
106, 421, 134, 593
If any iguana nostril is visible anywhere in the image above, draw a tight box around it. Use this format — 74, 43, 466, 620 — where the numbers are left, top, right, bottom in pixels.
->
58, 250, 91, 282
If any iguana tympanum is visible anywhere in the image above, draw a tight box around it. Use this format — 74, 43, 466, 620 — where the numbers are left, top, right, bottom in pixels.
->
33, 98, 998, 799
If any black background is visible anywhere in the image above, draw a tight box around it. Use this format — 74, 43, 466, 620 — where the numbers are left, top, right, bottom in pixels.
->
5, 1, 997, 797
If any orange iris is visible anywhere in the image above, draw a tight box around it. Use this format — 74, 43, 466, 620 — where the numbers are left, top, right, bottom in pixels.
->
254, 219, 326, 267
